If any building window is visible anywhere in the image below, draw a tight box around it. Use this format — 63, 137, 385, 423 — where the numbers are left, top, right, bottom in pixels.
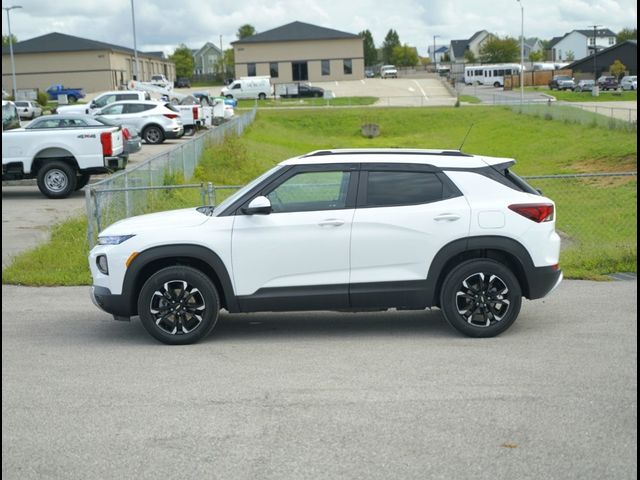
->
609, 37, 615, 45
322, 60, 330, 76
343, 59, 353, 75
247, 63, 256, 77
270, 62, 279, 78
292, 61, 308, 81
589, 37, 595, 45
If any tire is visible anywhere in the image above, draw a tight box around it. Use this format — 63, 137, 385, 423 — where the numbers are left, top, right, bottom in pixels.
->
68, 96, 77, 103
184, 125, 196, 137
75, 173, 91, 191
258, 93, 266, 100
138, 266, 220, 345
439, 259, 522, 338
142, 125, 165, 144
36, 161, 78, 199
493, 82, 501, 88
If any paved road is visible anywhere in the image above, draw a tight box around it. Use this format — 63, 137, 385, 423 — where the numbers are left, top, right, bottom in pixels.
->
2, 280, 637, 480
1, 133, 207, 268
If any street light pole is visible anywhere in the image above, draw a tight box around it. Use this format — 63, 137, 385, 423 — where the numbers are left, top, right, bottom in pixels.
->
433, 35, 440, 71
517, 0, 524, 104
130, 0, 139, 81
588, 25, 602, 96
3, 5, 22, 98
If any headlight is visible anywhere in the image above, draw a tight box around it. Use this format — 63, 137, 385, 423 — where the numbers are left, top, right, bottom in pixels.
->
97, 234, 135, 245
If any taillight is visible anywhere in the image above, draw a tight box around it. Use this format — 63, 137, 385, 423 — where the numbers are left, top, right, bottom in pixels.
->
164, 113, 178, 119
122, 127, 130, 140
508, 204, 554, 223
100, 131, 113, 156
192, 106, 198, 120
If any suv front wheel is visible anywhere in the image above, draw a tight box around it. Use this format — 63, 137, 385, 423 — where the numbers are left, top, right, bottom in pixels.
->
138, 266, 220, 345
439, 259, 522, 337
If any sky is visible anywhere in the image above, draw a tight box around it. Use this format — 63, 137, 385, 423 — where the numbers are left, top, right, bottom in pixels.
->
2, 0, 637, 56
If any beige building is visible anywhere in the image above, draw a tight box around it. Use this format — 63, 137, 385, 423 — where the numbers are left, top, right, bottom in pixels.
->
233, 21, 364, 83
1, 32, 175, 95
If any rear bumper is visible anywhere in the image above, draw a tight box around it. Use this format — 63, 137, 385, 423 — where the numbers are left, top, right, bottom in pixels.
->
165, 126, 184, 139
527, 266, 563, 300
105, 154, 128, 171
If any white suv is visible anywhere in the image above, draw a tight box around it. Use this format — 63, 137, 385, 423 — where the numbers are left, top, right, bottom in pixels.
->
380, 65, 398, 79
89, 149, 563, 344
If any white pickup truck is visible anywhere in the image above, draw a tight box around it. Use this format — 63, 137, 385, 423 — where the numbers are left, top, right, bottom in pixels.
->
2, 106, 127, 198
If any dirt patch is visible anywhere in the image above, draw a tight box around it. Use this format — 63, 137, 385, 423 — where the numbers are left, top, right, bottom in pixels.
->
573, 155, 637, 173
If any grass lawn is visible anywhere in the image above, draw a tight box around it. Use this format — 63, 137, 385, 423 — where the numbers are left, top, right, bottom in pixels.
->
3, 106, 636, 285
236, 96, 378, 108
459, 95, 482, 104
525, 86, 637, 102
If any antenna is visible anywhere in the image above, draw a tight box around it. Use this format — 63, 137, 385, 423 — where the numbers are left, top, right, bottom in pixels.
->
459, 123, 475, 151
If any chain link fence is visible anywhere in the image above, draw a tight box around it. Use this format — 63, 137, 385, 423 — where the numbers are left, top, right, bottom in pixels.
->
85, 108, 256, 247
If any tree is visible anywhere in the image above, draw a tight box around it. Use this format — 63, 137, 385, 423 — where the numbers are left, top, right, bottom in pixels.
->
382, 29, 400, 64
2, 34, 17, 46
442, 52, 451, 62
479, 36, 519, 63
237, 24, 256, 40
565, 50, 575, 61
529, 50, 544, 62
463, 49, 476, 63
169, 44, 195, 79
419, 56, 432, 66
359, 30, 377, 67
391, 44, 418, 67
222, 48, 235, 79
610, 59, 627, 79
616, 27, 637, 42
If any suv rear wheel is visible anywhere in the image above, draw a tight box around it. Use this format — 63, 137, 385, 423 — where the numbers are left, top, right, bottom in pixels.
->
439, 259, 522, 337
138, 266, 220, 345
142, 125, 165, 144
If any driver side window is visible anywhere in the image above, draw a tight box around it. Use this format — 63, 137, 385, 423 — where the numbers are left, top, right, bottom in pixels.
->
265, 171, 351, 213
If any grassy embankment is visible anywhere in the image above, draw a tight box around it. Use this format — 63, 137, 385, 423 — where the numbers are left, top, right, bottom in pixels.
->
3, 106, 636, 285
525, 86, 637, 102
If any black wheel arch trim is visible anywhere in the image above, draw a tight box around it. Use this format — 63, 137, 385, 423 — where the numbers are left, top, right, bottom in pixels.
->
426, 235, 542, 305
119, 244, 239, 316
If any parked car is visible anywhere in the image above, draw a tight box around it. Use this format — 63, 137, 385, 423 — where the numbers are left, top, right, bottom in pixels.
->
174, 78, 191, 88
46, 84, 85, 103
150, 74, 173, 90
24, 114, 142, 155
14, 100, 43, 119
2, 100, 20, 131
221, 76, 272, 100
55, 90, 151, 115
548, 75, 575, 90
295, 84, 325, 98
96, 100, 184, 145
573, 79, 595, 92
597, 75, 619, 91
88, 148, 562, 345
620, 75, 637, 91
380, 65, 398, 79
2, 89, 10, 100
365, 69, 375, 78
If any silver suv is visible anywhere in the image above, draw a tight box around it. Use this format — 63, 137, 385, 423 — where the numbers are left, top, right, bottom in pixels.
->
97, 100, 184, 144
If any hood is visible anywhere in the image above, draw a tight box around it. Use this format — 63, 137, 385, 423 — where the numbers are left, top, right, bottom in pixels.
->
100, 208, 209, 236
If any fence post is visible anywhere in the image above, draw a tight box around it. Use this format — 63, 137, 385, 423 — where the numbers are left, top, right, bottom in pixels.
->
207, 182, 214, 205
200, 184, 206, 206
181, 143, 186, 181
124, 172, 131, 218
85, 186, 95, 248
94, 192, 102, 233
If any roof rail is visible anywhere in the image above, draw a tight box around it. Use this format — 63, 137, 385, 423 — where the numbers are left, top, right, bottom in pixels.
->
303, 149, 472, 158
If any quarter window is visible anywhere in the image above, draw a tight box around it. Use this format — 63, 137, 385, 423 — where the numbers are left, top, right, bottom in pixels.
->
364, 171, 443, 207
266, 171, 351, 213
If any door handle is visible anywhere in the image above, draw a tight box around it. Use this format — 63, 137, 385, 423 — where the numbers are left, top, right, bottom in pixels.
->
434, 213, 461, 222
318, 219, 345, 227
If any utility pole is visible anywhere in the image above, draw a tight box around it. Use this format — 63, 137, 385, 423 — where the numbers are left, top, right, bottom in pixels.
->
588, 25, 602, 95
130, 0, 139, 80
3, 5, 22, 98
433, 35, 440, 72
517, 0, 524, 104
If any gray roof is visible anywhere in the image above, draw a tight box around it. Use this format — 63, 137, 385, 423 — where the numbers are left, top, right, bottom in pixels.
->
1, 32, 165, 60
450, 39, 469, 59
575, 28, 617, 38
468, 30, 487, 43
565, 40, 637, 69
548, 36, 563, 48
232, 21, 359, 45
144, 51, 165, 59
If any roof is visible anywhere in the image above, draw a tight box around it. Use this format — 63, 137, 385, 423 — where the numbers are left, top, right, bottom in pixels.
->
144, 51, 166, 59
232, 21, 359, 45
435, 46, 449, 54
450, 40, 469, 59
574, 28, 616, 38
565, 40, 637, 70
279, 148, 512, 169
468, 30, 488, 43
548, 36, 563, 48
1, 32, 168, 60
194, 42, 222, 57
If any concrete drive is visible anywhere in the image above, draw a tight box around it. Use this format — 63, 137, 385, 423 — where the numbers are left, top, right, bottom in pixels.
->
2, 279, 636, 479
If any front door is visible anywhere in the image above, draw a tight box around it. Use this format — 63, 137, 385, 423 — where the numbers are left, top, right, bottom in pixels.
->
232, 166, 357, 310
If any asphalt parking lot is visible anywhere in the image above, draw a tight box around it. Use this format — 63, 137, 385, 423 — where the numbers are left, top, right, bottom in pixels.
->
1, 279, 636, 479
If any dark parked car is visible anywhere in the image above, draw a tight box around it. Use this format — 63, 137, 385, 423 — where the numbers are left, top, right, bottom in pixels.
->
365, 69, 375, 78
282, 84, 325, 98
174, 78, 191, 88
548, 75, 575, 90
597, 76, 619, 91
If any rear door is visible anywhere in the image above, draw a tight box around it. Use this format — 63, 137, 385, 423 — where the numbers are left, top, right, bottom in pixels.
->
349, 164, 471, 307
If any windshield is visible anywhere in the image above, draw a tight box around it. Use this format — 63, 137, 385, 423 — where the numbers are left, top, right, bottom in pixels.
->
213, 165, 283, 215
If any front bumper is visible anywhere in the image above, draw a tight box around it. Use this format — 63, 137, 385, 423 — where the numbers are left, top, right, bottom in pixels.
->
90, 286, 131, 320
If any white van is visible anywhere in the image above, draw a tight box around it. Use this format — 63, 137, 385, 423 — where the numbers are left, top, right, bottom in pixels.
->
221, 76, 272, 100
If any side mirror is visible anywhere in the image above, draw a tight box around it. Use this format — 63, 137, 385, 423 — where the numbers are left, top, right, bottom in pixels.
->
90, 101, 97, 108
242, 196, 272, 215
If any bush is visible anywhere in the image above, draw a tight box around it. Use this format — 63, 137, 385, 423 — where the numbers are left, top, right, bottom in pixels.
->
37, 91, 49, 107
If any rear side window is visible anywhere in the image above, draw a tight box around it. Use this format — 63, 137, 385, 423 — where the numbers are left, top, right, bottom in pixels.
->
117, 93, 140, 101
474, 164, 540, 195
364, 171, 443, 207
124, 103, 148, 114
